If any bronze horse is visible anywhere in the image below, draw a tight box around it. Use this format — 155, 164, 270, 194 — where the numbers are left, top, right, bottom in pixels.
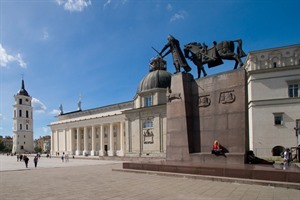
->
184, 39, 246, 78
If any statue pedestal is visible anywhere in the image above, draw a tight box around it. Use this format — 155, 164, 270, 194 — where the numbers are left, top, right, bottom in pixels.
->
166, 72, 194, 161
166, 69, 247, 164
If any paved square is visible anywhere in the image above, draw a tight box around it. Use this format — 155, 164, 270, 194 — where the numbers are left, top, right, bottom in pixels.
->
0, 155, 299, 200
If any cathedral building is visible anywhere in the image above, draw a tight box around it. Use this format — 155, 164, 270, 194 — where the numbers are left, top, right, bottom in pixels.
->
49, 57, 170, 158
12, 79, 34, 153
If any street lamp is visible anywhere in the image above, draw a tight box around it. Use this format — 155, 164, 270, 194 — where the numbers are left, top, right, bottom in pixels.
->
294, 126, 299, 138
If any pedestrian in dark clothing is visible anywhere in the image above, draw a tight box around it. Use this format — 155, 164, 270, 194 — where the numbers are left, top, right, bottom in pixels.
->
24, 156, 29, 168
33, 156, 38, 168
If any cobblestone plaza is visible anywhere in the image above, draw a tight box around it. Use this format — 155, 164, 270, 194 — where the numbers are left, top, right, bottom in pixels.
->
0, 155, 299, 200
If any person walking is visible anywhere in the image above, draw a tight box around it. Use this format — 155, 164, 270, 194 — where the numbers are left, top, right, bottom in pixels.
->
283, 148, 291, 170
23, 156, 29, 168
33, 156, 38, 168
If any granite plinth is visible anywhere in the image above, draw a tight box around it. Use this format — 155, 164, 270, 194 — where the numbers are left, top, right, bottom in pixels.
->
123, 161, 300, 184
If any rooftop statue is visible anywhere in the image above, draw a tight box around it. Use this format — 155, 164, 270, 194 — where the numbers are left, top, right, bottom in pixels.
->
59, 104, 63, 115
158, 35, 191, 74
184, 39, 246, 78
149, 56, 167, 72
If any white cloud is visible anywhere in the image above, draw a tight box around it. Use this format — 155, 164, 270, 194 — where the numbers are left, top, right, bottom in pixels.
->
0, 44, 27, 68
56, 0, 91, 12
32, 98, 47, 113
166, 3, 173, 11
170, 10, 187, 22
103, 0, 128, 9
42, 30, 49, 40
103, 0, 112, 9
50, 109, 60, 116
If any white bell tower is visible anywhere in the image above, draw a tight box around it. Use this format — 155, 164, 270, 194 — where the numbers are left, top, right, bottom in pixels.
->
12, 79, 34, 153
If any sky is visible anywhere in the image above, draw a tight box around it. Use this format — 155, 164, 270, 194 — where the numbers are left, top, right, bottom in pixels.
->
0, 0, 299, 139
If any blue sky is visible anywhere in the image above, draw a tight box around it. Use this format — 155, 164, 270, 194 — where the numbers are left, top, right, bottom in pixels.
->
0, 0, 299, 139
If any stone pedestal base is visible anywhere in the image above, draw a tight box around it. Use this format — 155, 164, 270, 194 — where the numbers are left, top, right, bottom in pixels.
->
116, 150, 124, 156
99, 150, 106, 156
83, 150, 89, 156
90, 150, 97, 156
75, 150, 82, 156
107, 150, 114, 156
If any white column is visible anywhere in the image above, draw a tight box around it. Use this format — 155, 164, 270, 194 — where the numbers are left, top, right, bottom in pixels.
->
56, 130, 59, 153
64, 129, 67, 154
76, 127, 81, 155
108, 123, 114, 156
99, 125, 105, 156
90, 126, 96, 156
70, 128, 74, 155
83, 126, 88, 156
51, 131, 54, 155
117, 122, 124, 156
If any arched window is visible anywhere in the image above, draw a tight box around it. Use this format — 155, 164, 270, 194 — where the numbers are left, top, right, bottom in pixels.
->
272, 146, 285, 156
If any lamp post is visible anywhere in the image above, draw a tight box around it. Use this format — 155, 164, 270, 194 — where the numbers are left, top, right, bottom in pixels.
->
294, 126, 300, 162
294, 126, 299, 144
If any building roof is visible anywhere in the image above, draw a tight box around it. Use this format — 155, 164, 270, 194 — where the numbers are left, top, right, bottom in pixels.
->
137, 57, 172, 93
17, 79, 30, 97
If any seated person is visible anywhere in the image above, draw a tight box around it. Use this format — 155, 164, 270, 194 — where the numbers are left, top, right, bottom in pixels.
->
211, 140, 227, 157
247, 150, 274, 165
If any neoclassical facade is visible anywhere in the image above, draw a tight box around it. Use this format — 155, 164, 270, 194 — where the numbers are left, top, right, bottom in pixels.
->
49, 57, 170, 158
245, 44, 300, 157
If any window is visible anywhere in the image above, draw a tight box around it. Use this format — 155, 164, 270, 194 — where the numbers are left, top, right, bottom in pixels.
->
19, 99, 22, 104
288, 84, 298, 97
26, 124, 29, 130
145, 96, 152, 107
20, 124, 22, 130
26, 110, 29, 118
143, 120, 153, 128
273, 113, 283, 125
19, 110, 22, 117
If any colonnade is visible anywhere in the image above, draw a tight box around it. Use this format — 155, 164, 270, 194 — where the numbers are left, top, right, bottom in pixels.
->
51, 122, 125, 157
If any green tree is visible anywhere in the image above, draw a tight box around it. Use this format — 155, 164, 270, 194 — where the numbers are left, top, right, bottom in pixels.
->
0, 140, 5, 151
34, 146, 43, 153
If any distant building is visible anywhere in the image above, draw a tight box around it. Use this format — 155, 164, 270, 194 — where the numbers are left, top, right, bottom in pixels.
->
12, 79, 34, 153
245, 44, 300, 157
35, 135, 51, 152
0, 136, 13, 151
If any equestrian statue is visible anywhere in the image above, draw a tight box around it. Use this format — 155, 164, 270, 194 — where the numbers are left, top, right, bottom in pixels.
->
184, 39, 247, 78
